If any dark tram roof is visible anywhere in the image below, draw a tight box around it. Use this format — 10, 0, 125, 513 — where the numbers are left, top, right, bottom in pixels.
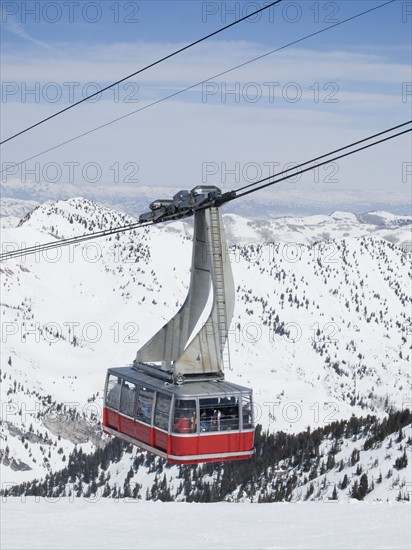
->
108, 365, 252, 398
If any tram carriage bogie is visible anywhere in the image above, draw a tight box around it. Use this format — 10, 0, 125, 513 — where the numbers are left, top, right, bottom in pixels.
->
172, 189, 194, 210
149, 199, 174, 212
103, 366, 254, 464
138, 210, 155, 223
190, 185, 222, 204
140, 186, 224, 224
139, 209, 169, 223
139, 205, 169, 223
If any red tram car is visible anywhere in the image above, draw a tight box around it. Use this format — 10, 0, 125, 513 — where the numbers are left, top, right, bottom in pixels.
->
103, 366, 254, 464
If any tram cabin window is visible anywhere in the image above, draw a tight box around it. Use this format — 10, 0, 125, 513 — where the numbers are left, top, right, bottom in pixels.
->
106, 375, 122, 410
154, 393, 172, 431
199, 396, 239, 432
119, 381, 137, 417
199, 400, 216, 432
173, 399, 196, 434
136, 386, 154, 424
242, 394, 253, 429
219, 396, 239, 430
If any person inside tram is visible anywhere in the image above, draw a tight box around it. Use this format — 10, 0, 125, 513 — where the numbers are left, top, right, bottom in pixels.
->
173, 411, 190, 433
107, 377, 122, 409
190, 411, 197, 433
141, 401, 152, 423
200, 410, 210, 432
210, 409, 219, 431
120, 382, 136, 416
242, 402, 252, 428
218, 397, 239, 430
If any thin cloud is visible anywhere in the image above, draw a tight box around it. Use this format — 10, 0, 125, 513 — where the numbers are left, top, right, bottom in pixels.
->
0, 11, 61, 54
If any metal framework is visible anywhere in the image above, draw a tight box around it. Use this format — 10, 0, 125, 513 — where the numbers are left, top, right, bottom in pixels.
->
134, 207, 234, 382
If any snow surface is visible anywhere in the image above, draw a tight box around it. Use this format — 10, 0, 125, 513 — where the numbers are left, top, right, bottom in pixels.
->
1, 499, 411, 550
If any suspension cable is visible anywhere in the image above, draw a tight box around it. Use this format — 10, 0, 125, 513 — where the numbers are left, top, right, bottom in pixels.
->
0, 0, 396, 173
0, 1, 283, 146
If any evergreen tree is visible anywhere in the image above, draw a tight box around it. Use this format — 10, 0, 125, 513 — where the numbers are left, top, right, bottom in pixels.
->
355, 474, 368, 500
394, 451, 408, 470
351, 448, 360, 465
340, 474, 349, 490
351, 480, 359, 499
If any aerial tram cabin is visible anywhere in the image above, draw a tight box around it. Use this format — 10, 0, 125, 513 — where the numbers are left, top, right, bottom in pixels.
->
103, 366, 254, 464
103, 189, 255, 464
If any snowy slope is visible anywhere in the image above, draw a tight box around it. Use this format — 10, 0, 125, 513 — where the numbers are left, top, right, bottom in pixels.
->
1, 498, 411, 550
0, 198, 411, 487
289, 423, 412, 504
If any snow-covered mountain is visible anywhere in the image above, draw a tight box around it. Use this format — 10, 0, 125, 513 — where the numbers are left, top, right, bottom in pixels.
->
0, 198, 411, 499
0, 198, 41, 229
223, 210, 412, 249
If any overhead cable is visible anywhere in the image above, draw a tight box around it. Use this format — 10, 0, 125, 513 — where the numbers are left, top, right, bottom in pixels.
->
0, 0, 396, 172
0, 1, 283, 146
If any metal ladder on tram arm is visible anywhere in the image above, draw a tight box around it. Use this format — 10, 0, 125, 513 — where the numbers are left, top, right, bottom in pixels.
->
135, 206, 235, 382
208, 207, 232, 372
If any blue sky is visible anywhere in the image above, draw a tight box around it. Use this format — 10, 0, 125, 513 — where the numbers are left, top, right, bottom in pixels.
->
1, 0, 411, 216
1, 0, 410, 50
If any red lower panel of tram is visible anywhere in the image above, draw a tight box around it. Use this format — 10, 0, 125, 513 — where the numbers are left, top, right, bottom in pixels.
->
103, 408, 254, 464
168, 432, 254, 464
